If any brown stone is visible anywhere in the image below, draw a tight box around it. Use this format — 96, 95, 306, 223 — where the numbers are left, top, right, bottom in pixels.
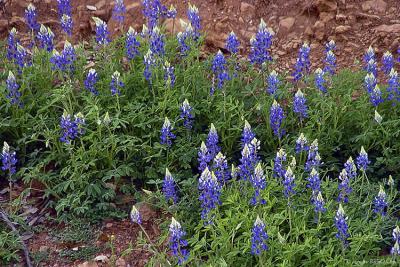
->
319, 12, 335, 23
126, 2, 141, 12
313, 21, 325, 40
373, 24, 400, 33
279, 17, 296, 32
95, 0, 106, 10
361, 0, 387, 13
240, 2, 255, 18
163, 18, 189, 34
0, 19, 8, 32
315, 0, 338, 12
335, 25, 351, 33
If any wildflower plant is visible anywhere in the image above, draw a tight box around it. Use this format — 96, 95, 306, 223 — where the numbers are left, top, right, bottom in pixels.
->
126, 27, 141, 60
251, 216, 269, 255
163, 168, 178, 204
250, 163, 267, 205
61, 14, 73, 36
180, 99, 194, 129
373, 185, 388, 217
225, 31, 240, 54
266, 70, 280, 96
112, 0, 126, 24
7, 28, 18, 62
293, 89, 308, 121
249, 19, 274, 65
335, 204, 350, 247
92, 17, 110, 45
110, 71, 124, 96
210, 50, 230, 95
270, 100, 285, 138
84, 69, 99, 95
25, 4, 39, 32
6, 71, 22, 107
169, 218, 189, 265
293, 43, 311, 82
160, 117, 176, 147
198, 168, 221, 223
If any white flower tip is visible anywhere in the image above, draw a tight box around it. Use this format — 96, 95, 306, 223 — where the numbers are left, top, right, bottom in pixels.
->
255, 215, 263, 226
170, 217, 181, 228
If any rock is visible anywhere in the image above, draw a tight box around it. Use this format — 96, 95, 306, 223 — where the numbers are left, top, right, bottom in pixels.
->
373, 24, 400, 33
319, 12, 335, 23
279, 17, 295, 32
135, 202, 158, 222
361, 0, 387, 13
126, 2, 141, 12
239, 29, 254, 40
205, 32, 228, 49
305, 26, 313, 37
336, 14, 347, 21
163, 18, 189, 34
77, 262, 98, 267
95, 0, 106, 10
313, 21, 325, 40
335, 25, 351, 33
315, 0, 338, 12
0, 19, 8, 32
240, 2, 255, 18
10, 16, 25, 26
115, 258, 126, 267
86, 5, 97, 11
94, 255, 109, 263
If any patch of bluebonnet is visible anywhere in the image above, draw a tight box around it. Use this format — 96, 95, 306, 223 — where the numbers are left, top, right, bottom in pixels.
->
187, 4, 201, 40
180, 99, 194, 129
364, 73, 377, 94
198, 168, 221, 224
307, 168, 321, 194
337, 169, 352, 203
269, 100, 285, 138
92, 17, 110, 45
61, 14, 73, 36
25, 4, 39, 32
50, 41, 76, 73
163, 168, 178, 204
198, 141, 211, 173
160, 117, 176, 147
293, 89, 308, 120
250, 163, 267, 205
143, 50, 156, 84
249, 19, 274, 65
335, 204, 350, 247
206, 123, 221, 160
363, 46, 375, 68
305, 139, 321, 172
37, 25, 55, 52
142, 0, 167, 30
266, 70, 279, 96
366, 59, 377, 76
273, 148, 286, 179
241, 120, 256, 148
315, 68, 327, 94
324, 50, 336, 75
110, 71, 124, 96
166, 5, 177, 19
15, 44, 30, 74
57, 0, 72, 17
213, 152, 230, 185
344, 157, 357, 179
7, 28, 18, 62
325, 40, 336, 52
150, 27, 165, 56
313, 191, 326, 214
130, 205, 142, 224
225, 31, 240, 54
391, 226, 400, 255
1, 142, 17, 176
169, 218, 189, 265
60, 111, 85, 144
381, 51, 394, 76
6, 71, 22, 107
238, 144, 253, 181
251, 216, 269, 255
163, 61, 175, 87
126, 27, 141, 60
293, 43, 311, 82
387, 69, 400, 102
373, 185, 387, 217
84, 69, 99, 95
210, 50, 230, 95
283, 167, 296, 199
177, 23, 194, 56
295, 133, 308, 154
112, 0, 126, 23
370, 85, 383, 107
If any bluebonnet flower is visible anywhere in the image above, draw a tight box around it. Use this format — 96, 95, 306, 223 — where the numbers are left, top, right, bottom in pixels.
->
290, 156, 297, 169
293, 89, 308, 120
7, 28, 18, 61
283, 167, 296, 198
60, 111, 85, 144
126, 27, 141, 60
374, 110, 383, 124
143, 49, 155, 84
2, 142, 17, 176
6, 71, 22, 107
37, 25, 55, 52
391, 226, 400, 255
337, 169, 352, 203
250, 163, 267, 205
373, 185, 387, 216
313, 191, 326, 213
324, 50, 336, 75
231, 164, 238, 180
370, 85, 383, 107
169, 218, 189, 265
149, 27, 165, 56
344, 157, 357, 179
364, 73, 377, 94
210, 50, 230, 95
177, 22, 194, 56
113, 0, 126, 23
15, 44, 29, 74
305, 139, 321, 171
307, 168, 321, 193
92, 17, 110, 45
110, 71, 124, 96
84, 69, 99, 95
241, 120, 256, 147
198, 168, 221, 223
142, 0, 167, 30
335, 204, 349, 246
160, 117, 176, 147
266, 70, 280, 96
163, 168, 178, 204
325, 40, 336, 52
269, 100, 285, 138
382, 51, 394, 76
187, 4, 201, 40
364, 46, 375, 66
180, 99, 194, 129
166, 4, 177, 19
61, 14, 73, 36
315, 68, 327, 94
50, 41, 76, 73
163, 61, 175, 87
293, 43, 311, 82
213, 152, 230, 185
273, 148, 286, 179
130, 205, 142, 224
238, 144, 253, 181
366, 59, 377, 76
251, 216, 269, 255
25, 4, 39, 32
198, 141, 210, 173
249, 19, 274, 65
248, 138, 261, 164
225, 31, 240, 54
387, 69, 400, 102
57, 0, 72, 17
392, 242, 400, 256
206, 123, 221, 160
295, 133, 308, 153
